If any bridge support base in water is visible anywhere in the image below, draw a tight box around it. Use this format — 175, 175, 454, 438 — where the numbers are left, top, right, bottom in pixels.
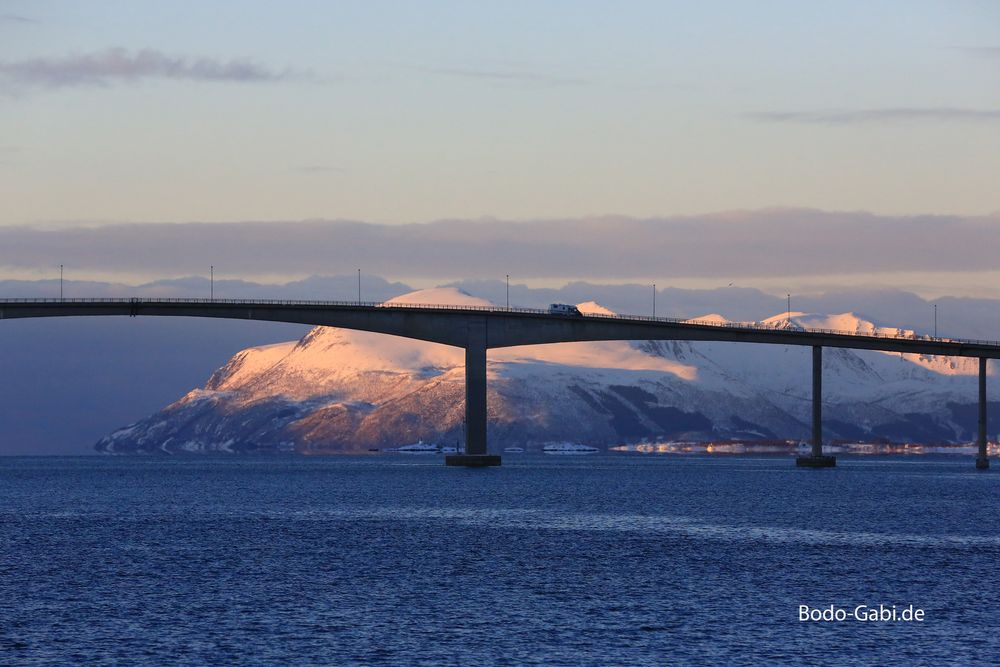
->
446, 455, 501, 467
976, 358, 990, 470
796, 455, 837, 468
797, 347, 835, 468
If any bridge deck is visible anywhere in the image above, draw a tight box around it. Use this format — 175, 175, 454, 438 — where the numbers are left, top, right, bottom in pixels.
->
2, 298, 999, 358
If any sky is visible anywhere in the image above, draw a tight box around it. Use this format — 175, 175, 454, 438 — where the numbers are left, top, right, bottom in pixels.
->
2, 1, 1000, 293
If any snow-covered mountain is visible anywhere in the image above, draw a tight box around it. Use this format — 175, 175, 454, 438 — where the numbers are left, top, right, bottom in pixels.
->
95, 288, 995, 454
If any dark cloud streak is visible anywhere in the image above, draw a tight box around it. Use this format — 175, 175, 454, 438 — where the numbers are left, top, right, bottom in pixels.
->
0, 13, 35, 23
746, 108, 1000, 124
956, 46, 1000, 58
1, 210, 998, 282
0, 48, 297, 88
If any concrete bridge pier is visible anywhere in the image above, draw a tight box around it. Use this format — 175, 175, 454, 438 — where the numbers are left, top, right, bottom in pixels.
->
977, 357, 989, 470
797, 345, 836, 468
447, 318, 501, 467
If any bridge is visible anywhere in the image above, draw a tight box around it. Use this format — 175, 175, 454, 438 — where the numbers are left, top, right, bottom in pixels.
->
3, 297, 998, 469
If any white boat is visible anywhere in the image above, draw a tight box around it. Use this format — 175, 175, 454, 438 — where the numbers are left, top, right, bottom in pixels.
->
503, 446, 525, 453
543, 442, 599, 455
392, 441, 441, 454
440, 445, 462, 454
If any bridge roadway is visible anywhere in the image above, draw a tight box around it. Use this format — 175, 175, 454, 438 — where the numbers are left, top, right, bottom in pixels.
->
2, 298, 998, 468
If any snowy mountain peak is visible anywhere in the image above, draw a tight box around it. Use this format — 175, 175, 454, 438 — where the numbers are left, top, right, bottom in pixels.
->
760, 311, 809, 330
685, 314, 731, 325
759, 311, 902, 337
576, 301, 616, 316
206, 341, 296, 392
384, 287, 493, 308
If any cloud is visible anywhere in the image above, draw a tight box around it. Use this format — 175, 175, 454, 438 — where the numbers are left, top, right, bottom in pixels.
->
745, 108, 1000, 124
425, 66, 587, 86
0, 48, 297, 89
2, 209, 1000, 285
956, 46, 1000, 58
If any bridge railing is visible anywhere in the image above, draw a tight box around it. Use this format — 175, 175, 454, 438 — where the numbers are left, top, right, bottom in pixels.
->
3, 297, 999, 348
0, 297, 391, 307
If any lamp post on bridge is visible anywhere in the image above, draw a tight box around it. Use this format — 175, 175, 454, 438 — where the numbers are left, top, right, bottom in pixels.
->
357, 268, 361, 303
787, 293, 791, 324
652, 283, 656, 318
506, 274, 509, 309
210, 265, 214, 301
59, 265, 63, 300
934, 303, 938, 338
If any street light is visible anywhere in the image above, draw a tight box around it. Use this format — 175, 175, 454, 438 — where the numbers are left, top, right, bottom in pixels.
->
357, 268, 361, 303
652, 283, 656, 318
506, 274, 510, 309
59, 264, 63, 300
787, 293, 791, 324
210, 265, 214, 301
934, 303, 938, 338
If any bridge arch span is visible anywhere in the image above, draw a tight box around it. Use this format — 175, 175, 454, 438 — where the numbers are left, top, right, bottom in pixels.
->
3, 298, 997, 467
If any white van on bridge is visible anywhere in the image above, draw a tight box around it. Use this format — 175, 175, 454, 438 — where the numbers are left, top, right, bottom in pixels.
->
548, 303, 582, 316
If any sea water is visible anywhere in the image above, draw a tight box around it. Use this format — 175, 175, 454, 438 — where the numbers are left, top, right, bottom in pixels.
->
2, 454, 998, 665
